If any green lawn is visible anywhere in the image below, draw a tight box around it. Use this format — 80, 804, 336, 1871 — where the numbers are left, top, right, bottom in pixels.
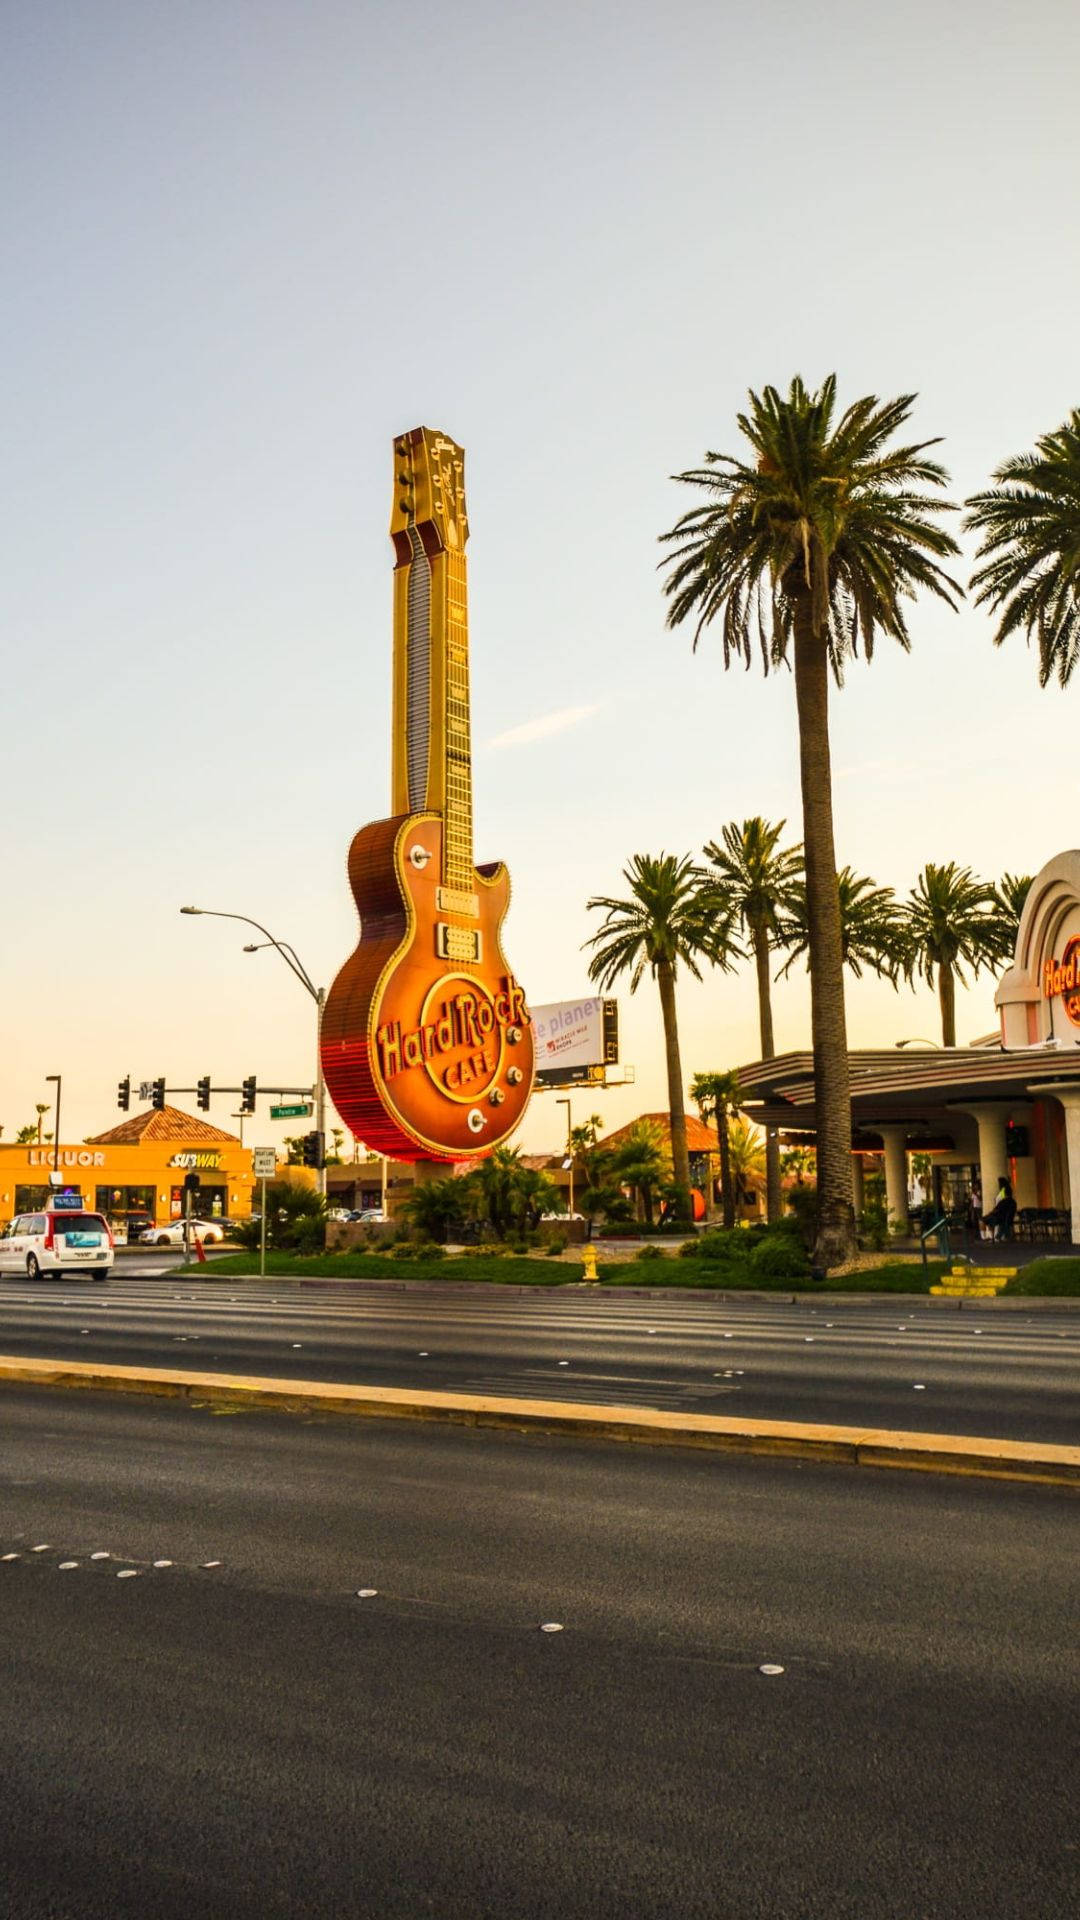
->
189, 1250, 955, 1292
1002, 1258, 1080, 1296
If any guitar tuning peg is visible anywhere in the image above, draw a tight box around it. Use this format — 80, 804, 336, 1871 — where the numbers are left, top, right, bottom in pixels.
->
488, 1087, 506, 1106
506, 1067, 523, 1085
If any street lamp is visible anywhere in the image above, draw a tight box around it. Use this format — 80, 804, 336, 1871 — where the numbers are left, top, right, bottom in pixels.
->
180, 906, 327, 1195
44, 1074, 61, 1183
557, 1096, 573, 1216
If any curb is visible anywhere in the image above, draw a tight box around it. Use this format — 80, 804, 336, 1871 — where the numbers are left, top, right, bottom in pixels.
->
2, 1356, 1078, 1489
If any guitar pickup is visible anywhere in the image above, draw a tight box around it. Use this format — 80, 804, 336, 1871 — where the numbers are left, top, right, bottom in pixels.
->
436, 886, 479, 918
436, 923, 482, 963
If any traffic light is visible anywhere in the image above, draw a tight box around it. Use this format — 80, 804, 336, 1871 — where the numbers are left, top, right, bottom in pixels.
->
117, 1076, 130, 1112
240, 1075, 257, 1115
151, 1077, 166, 1111
301, 1130, 324, 1168
196, 1075, 211, 1112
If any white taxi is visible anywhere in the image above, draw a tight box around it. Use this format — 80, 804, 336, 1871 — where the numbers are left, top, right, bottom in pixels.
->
0, 1208, 115, 1280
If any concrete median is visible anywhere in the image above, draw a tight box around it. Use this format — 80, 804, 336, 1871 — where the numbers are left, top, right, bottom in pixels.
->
2, 1354, 1078, 1488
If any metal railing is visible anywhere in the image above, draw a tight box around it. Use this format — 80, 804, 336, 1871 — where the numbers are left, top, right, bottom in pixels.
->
919, 1215, 952, 1270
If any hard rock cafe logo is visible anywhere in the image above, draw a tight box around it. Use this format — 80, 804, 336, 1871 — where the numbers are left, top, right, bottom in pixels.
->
1042, 934, 1080, 1027
377, 974, 529, 1104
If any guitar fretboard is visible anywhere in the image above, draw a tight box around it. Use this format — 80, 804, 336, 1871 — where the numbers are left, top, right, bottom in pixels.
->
444, 547, 474, 894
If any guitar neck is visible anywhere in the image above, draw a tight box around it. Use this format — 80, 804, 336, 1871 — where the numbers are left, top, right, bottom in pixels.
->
390, 429, 475, 895
443, 546, 474, 895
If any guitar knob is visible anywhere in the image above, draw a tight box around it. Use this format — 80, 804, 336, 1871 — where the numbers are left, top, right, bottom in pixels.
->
506, 1067, 523, 1085
467, 1109, 486, 1133
488, 1087, 505, 1106
409, 845, 432, 869
508, 1026, 523, 1043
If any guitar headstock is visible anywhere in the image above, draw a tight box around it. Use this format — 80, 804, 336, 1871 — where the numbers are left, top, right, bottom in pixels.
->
391, 427, 468, 552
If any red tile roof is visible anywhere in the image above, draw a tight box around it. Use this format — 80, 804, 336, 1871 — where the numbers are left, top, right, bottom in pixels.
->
600, 1113, 718, 1154
86, 1105, 241, 1147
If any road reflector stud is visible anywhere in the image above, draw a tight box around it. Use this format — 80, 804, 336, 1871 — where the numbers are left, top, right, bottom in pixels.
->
539, 1622, 564, 1633
759, 1664, 785, 1676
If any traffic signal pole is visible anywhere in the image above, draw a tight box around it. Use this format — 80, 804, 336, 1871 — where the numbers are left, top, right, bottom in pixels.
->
315, 987, 326, 1198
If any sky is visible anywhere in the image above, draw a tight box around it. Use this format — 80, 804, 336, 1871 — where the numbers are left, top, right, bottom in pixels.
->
3, 0, 1079, 1154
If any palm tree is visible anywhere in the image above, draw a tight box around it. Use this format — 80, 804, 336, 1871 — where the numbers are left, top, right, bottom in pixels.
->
690, 1069, 741, 1229
994, 872, 1033, 952
584, 853, 729, 1223
701, 818, 801, 1220
611, 1121, 670, 1226
778, 866, 912, 983
661, 376, 961, 1265
965, 409, 1080, 686
903, 863, 1008, 1046
726, 1117, 766, 1208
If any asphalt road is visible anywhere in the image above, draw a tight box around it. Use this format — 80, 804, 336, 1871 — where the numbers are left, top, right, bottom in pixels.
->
1, 1270, 1079, 1444
1, 1388, 1077, 1920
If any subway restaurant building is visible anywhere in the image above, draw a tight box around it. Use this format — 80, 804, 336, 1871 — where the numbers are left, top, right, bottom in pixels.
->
0, 1106, 256, 1237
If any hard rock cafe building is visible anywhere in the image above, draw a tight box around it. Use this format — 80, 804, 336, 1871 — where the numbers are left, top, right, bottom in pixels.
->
736, 850, 1080, 1243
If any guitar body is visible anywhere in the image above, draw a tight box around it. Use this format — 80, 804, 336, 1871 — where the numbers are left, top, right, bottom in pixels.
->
321, 810, 534, 1161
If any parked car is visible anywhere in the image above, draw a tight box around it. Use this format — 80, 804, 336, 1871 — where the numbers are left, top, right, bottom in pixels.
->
119, 1214, 155, 1243
0, 1209, 114, 1280
138, 1220, 227, 1247
345, 1208, 386, 1223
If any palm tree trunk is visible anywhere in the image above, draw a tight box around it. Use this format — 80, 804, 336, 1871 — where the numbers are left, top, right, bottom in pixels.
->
716, 1103, 735, 1229
752, 925, 782, 1223
938, 962, 957, 1047
792, 605, 855, 1267
656, 957, 692, 1222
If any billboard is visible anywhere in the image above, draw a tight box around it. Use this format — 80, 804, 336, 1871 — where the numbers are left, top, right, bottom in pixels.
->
531, 997, 619, 1086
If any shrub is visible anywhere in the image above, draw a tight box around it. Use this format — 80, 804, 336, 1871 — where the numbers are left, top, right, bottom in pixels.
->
685, 1229, 746, 1263
596, 1220, 687, 1239
749, 1230, 811, 1281
544, 1235, 568, 1256
784, 1184, 818, 1247
635, 1243, 667, 1262
858, 1198, 889, 1252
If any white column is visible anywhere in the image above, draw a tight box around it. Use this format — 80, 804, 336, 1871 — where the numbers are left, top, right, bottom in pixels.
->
850, 1155, 865, 1215
1030, 1090, 1080, 1245
878, 1126, 908, 1226
951, 1105, 1009, 1216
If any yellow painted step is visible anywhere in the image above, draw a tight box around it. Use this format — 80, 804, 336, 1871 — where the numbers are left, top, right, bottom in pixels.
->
931, 1285, 1002, 1298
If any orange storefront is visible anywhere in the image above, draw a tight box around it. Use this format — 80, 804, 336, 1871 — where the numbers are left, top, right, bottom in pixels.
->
0, 1107, 257, 1236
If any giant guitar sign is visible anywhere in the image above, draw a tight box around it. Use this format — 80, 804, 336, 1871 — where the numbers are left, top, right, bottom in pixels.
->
321, 428, 534, 1160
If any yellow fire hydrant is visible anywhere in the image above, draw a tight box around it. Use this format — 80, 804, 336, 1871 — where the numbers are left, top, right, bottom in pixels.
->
582, 1243, 599, 1284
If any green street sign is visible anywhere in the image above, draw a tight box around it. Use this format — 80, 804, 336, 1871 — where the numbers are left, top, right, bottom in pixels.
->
269, 1102, 313, 1120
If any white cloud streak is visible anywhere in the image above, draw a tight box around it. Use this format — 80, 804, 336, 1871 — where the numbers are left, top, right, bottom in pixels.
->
484, 704, 599, 751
